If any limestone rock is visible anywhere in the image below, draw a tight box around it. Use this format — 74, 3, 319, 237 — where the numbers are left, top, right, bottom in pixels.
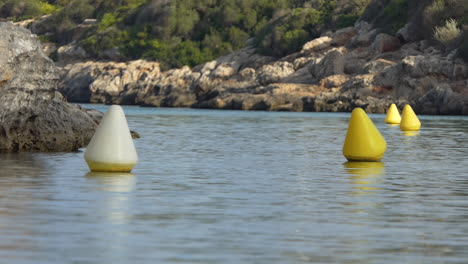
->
308, 48, 345, 79
363, 59, 395, 73
351, 22, 379, 46
239, 68, 256, 82
331, 27, 358, 46
320, 74, 350, 88
256, 62, 295, 85
57, 41, 89, 62
0, 22, 98, 152
372, 33, 401, 53
211, 64, 236, 79
343, 74, 376, 91
302, 36, 332, 53
402, 55, 454, 78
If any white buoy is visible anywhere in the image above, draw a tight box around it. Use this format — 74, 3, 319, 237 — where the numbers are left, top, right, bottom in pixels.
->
84, 105, 138, 172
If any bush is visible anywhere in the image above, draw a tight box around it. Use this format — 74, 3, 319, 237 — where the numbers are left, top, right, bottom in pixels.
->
227, 27, 250, 49
0, 0, 42, 20
39, 1, 57, 14
433, 18, 462, 47
98, 13, 118, 30
383, 0, 408, 34
336, 14, 359, 28
253, 7, 322, 56
279, 29, 309, 54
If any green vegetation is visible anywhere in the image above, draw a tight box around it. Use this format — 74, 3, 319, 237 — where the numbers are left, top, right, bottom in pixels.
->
433, 18, 461, 47
423, 0, 467, 51
0, 0, 58, 20
382, 0, 408, 34
1, 0, 368, 68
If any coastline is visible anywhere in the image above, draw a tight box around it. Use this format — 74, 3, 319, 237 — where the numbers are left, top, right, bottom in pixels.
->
56, 23, 468, 115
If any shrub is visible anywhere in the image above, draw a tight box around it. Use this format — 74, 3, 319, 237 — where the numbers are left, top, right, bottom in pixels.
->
279, 29, 309, 54
98, 13, 118, 30
336, 14, 359, 28
424, 0, 445, 29
227, 27, 249, 49
433, 18, 462, 47
383, 0, 408, 34
39, 1, 58, 14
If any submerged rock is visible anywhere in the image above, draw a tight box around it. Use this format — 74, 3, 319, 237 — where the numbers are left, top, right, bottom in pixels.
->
0, 22, 98, 152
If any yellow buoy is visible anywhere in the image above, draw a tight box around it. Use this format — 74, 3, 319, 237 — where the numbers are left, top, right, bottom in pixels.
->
384, 103, 401, 124
343, 108, 387, 162
400, 104, 421, 131
84, 105, 138, 172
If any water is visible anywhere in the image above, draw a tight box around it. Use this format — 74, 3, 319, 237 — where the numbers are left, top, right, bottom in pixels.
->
1, 105, 468, 264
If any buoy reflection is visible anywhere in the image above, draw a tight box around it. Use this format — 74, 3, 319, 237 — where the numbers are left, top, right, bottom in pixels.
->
344, 162, 384, 194
85, 172, 135, 224
85, 172, 135, 259
402, 131, 420, 137
86, 172, 136, 193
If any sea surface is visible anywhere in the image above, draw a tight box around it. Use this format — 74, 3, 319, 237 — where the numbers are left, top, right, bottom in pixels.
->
1, 105, 468, 264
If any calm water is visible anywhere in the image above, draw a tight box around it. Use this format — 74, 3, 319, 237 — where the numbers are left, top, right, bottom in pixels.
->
1, 105, 468, 264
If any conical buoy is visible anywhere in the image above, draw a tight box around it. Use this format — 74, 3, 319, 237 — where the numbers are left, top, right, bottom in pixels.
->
84, 105, 138, 172
400, 105, 421, 131
343, 108, 387, 162
384, 103, 401, 124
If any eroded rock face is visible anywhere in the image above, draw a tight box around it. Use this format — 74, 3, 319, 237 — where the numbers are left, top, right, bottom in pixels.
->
308, 48, 345, 79
0, 22, 98, 152
56, 21, 468, 115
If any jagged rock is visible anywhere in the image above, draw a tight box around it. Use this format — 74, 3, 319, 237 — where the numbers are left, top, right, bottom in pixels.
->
199, 60, 217, 74
0, 22, 98, 152
363, 59, 395, 73
302, 36, 332, 53
281, 67, 315, 84
308, 48, 345, 79
453, 62, 468, 79
41, 41, 57, 57
136, 66, 198, 107
351, 21, 379, 46
402, 55, 454, 78
238, 68, 256, 82
372, 33, 401, 53
375, 62, 403, 88
396, 23, 411, 42
60, 60, 161, 104
54, 18, 468, 115
102, 47, 122, 60
57, 42, 89, 62
293, 56, 316, 69
343, 74, 376, 91
256, 61, 295, 85
331, 27, 358, 46
211, 64, 235, 79
417, 85, 456, 114
320, 74, 350, 88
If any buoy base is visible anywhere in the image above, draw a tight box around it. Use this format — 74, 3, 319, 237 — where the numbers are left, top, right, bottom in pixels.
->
400, 126, 420, 131
385, 120, 400, 125
86, 160, 136, 173
345, 156, 383, 162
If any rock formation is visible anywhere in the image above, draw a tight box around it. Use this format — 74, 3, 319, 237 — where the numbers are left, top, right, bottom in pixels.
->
0, 22, 100, 152
58, 21, 468, 114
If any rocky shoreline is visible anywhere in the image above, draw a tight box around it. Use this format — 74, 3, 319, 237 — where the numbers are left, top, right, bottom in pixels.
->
56, 21, 468, 115
0, 22, 102, 152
